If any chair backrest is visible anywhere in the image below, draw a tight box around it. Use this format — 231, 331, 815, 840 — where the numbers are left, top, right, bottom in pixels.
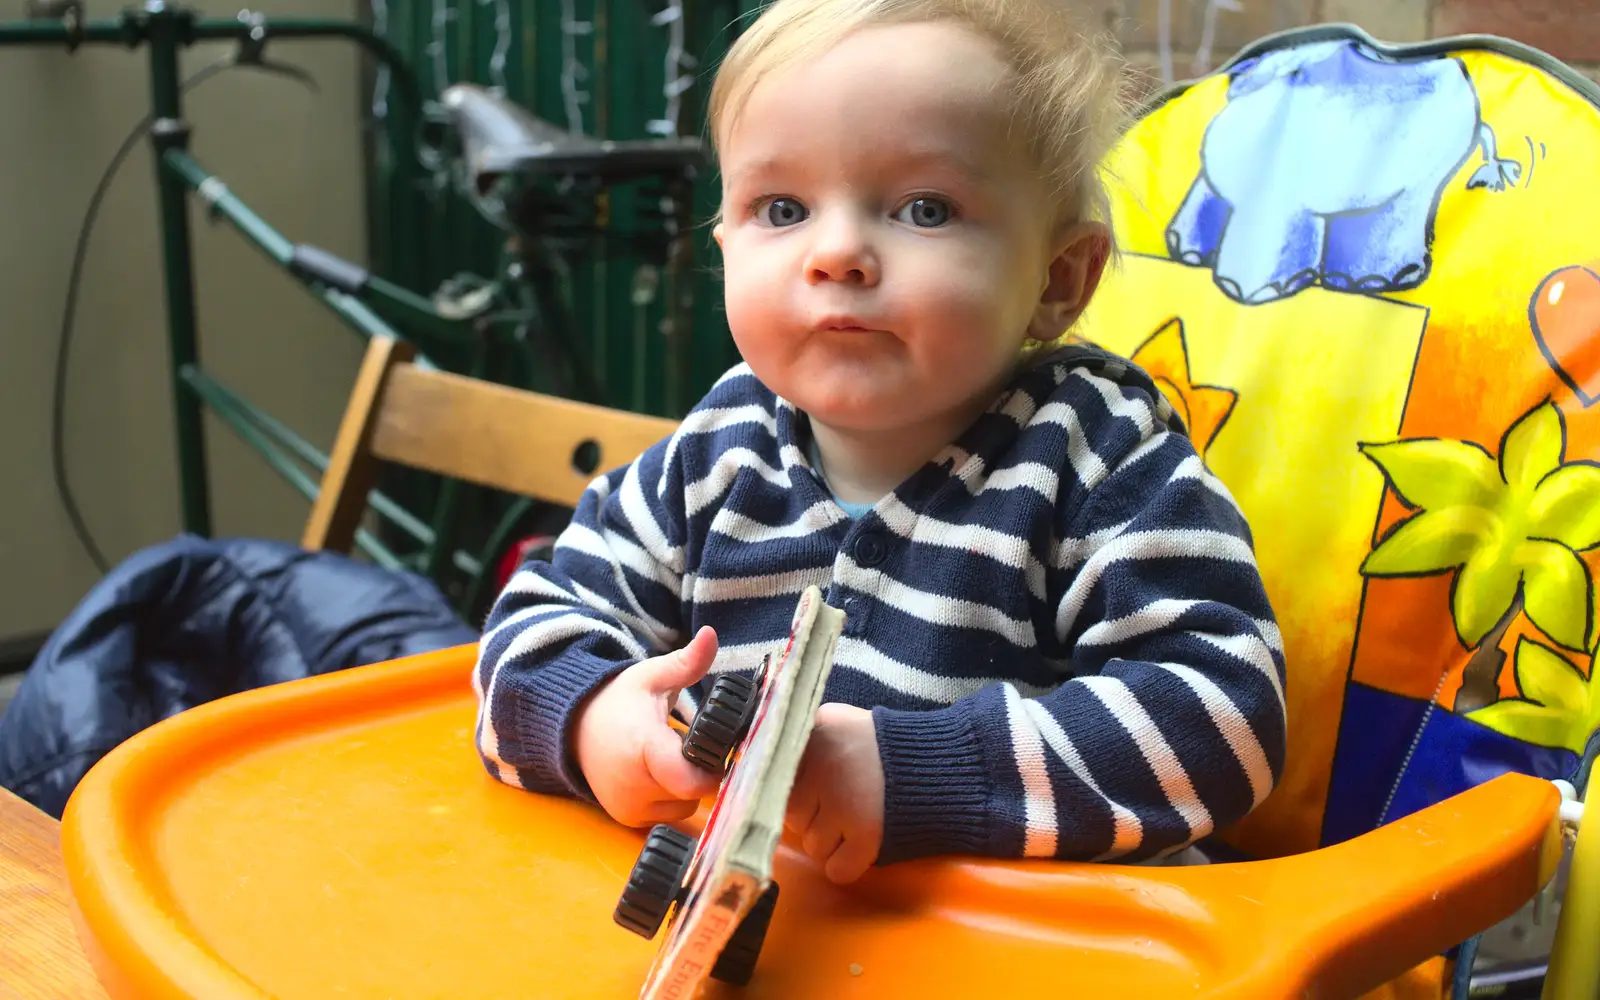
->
303, 336, 678, 554
1077, 26, 1600, 860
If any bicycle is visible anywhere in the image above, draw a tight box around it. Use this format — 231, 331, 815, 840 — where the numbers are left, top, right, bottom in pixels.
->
2, 0, 708, 617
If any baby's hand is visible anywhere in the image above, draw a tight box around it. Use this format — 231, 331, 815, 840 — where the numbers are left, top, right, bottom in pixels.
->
786, 703, 885, 885
573, 626, 724, 827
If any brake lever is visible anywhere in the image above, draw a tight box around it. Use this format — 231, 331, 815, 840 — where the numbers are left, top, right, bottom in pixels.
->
232, 9, 320, 94
237, 57, 320, 94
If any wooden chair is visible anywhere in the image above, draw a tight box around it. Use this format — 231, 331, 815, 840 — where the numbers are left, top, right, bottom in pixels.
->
302, 335, 679, 556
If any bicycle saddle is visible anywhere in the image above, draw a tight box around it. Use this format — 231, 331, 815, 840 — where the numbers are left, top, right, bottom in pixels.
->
440, 83, 707, 192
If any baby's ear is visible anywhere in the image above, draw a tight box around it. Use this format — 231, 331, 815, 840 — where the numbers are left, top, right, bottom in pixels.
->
712, 221, 725, 249
1028, 223, 1110, 342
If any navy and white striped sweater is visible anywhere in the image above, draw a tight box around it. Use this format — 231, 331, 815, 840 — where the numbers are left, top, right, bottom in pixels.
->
473, 345, 1287, 865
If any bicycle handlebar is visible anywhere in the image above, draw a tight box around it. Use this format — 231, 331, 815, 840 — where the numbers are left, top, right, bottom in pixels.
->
0, 6, 421, 112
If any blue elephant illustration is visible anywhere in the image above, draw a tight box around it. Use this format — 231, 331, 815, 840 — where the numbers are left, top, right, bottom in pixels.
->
1167, 39, 1523, 305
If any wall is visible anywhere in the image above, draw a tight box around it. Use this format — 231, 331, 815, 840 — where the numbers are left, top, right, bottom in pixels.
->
0, 0, 367, 642
1108, 0, 1600, 94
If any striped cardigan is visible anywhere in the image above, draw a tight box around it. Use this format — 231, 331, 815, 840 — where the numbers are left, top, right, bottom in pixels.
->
473, 345, 1287, 865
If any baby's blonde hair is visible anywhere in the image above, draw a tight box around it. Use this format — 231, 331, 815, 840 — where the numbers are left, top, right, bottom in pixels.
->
707, 0, 1129, 232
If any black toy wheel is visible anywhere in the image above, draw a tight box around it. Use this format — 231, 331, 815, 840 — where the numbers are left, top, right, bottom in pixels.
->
613, 824, 696, 939
711, 881, 780, 986
682, 671, 759, 772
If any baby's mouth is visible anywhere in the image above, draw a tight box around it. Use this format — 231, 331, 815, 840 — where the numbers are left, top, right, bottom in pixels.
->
812, 316, 883, 334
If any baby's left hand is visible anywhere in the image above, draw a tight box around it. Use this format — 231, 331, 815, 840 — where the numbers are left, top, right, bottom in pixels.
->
785, 703, 884, 884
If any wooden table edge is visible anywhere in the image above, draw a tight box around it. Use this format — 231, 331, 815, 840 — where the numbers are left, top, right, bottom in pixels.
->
1, 784, 111, 999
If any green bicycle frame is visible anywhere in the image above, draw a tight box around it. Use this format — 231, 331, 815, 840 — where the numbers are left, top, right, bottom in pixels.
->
0, 3, 490, 572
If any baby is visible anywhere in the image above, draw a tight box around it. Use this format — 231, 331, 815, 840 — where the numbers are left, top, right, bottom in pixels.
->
473, 0, 1286, 885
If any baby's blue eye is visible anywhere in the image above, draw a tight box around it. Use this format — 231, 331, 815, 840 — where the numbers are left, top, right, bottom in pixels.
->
762, 198, 808, 227
896, 197, 952, 228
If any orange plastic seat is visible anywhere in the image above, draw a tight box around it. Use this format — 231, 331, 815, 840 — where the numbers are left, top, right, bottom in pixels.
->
61, 644, 1563, 1000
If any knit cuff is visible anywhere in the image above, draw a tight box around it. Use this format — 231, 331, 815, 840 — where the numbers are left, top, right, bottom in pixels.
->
871, 703, 992, 864
500, 649, 634, 802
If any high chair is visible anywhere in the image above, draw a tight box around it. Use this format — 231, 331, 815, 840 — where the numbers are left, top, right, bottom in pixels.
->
56, 23, 1600, 1000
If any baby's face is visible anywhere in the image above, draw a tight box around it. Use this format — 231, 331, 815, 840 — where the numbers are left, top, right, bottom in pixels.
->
715, 20, 1066, 437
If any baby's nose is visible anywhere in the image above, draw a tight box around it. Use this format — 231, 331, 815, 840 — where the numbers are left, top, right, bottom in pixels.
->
802, 219, 880, 286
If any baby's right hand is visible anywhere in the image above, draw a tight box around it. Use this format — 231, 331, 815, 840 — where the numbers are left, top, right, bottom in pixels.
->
574, 625, 724, 827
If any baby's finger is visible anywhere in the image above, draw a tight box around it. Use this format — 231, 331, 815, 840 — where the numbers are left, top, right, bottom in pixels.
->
643, 726, 723, 801
632, 797, 703, 826
802, 821, 844, 865
824, 834, 877, 885
640, 626, 719, 694
607, 795, 699, 829
784, 786, 820, 838
784, 748, 821, 833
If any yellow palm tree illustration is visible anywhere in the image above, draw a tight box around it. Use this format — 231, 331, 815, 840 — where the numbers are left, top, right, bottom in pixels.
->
1467, 637, 1600, 756
1359, 399, 1600, 654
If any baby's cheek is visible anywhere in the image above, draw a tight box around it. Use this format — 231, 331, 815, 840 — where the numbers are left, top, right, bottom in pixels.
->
722, 258, 770, 331
723, 262, 796, 372
727, 293, 781, 341
899, 259, 1010, 337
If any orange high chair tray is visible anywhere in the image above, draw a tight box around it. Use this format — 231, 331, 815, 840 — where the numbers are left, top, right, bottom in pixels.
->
59, 644, 1564, 1000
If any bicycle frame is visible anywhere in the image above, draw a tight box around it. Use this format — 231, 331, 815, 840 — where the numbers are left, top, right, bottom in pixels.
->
0, 1, 520, 582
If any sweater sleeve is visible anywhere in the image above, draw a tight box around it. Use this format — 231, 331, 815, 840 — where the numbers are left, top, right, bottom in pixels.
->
871, 383, 1287, 865
472, 433, 689, 802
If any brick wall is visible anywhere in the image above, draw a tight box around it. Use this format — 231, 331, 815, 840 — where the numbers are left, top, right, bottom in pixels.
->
1105, 0, 1600, 97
